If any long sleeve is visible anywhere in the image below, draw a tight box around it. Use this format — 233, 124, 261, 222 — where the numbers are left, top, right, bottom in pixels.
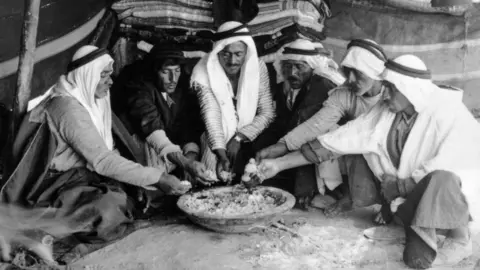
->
124, 82, 181, 156
193, 83, 226, 150
281, 87, 353, 151
318, 104, 385, 155
239, 61, 275, 141
47, 97, 162, 187
125, 82, 166, 139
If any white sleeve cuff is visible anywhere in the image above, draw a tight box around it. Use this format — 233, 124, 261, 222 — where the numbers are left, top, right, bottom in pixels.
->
182, 142, 200, 155
146, 130, 182, 157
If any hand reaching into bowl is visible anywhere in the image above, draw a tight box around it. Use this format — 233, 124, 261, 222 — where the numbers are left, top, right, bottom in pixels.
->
147, 173, 192, 195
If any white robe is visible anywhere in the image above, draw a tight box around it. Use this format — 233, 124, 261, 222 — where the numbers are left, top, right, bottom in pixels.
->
317, 96, 480, 231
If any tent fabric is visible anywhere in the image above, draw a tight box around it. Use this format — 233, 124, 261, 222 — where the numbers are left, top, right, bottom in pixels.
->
324, 2, 480, 118
0, 0, 108, 63
336, 0, 475, 16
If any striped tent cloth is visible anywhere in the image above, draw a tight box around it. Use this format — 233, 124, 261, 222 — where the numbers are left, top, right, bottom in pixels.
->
335, 0, 477, 15
325, 1, 480, 118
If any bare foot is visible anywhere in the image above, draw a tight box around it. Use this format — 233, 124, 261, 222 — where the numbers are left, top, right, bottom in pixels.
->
324, 196, 353, 217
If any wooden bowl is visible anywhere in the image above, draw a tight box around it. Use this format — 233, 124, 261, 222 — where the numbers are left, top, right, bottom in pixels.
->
177, 186, 296, 233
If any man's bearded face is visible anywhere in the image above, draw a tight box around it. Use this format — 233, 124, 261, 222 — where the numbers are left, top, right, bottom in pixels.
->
281, 60, 313, 89
342, 66, 377, 96
218, 41, 247, 76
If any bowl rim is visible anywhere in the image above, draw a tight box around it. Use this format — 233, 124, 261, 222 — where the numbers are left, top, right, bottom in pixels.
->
177, 186, 296, 220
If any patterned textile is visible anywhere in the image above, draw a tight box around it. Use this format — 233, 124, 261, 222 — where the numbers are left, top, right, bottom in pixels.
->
257, 0, 329, 21
249, 14, 325, 37
116, 4, 212, 20
122, 16, 214, 31
118, 24, 213, 51
112, 0, 212, 11
254, 24, 326, 57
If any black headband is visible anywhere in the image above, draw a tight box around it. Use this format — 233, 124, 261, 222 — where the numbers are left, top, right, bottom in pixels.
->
67, 48, 108, 73
347, 39, 387, 61
385, 59, 432, 79
212, 24, 251, 42
282, 47, 331, 56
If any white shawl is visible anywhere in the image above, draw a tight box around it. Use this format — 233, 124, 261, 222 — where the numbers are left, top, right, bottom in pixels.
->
272, 39, 345, 87
317, 55, 480, 230
29, 45, 115, 150
190, 22, 260, 142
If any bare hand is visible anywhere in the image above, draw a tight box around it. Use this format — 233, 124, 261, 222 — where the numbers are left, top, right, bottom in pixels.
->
255, 143, 288, 162
185, 160, 218, 186
381, 174, 400, 203
150, 173, 191, 196
216, 158, 232, 183
226, 137, 242, 165
257, 159, 281, 180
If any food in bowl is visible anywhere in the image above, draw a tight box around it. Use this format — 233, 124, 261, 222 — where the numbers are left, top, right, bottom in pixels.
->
183, 187, 286, 217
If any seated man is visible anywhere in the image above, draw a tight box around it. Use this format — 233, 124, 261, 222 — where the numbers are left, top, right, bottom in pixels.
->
256, 55, 480, 269
114, 45, 207, 183
257, 39, 388, 214
253, 39, 345, 201
1, 46, 214, 248
191, 21, 275, 182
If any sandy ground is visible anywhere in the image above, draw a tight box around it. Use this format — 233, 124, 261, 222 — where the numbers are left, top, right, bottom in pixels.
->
71, 207, 480, 270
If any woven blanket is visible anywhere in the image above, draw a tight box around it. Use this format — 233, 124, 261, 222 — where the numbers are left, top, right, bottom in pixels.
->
254, 23, 325, 56
249, 14, 324, 37
119, 24, 214, 51
112, 0, 212, 11
116, 4, 212, 20
122, 16, 214, 31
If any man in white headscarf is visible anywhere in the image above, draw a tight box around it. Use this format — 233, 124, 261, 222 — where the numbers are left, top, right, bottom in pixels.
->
191, 21, 275, 182
257, 39, 388, 214
252, 38, 344, 203
2, 45, 213, 247
254, 54, 480, 269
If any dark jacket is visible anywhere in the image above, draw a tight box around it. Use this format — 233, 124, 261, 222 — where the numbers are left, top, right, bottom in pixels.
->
254, 74, 336, 151
113, 72, 204, 150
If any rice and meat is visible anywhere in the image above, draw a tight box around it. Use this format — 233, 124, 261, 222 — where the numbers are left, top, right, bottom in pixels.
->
183, 187, 285, 217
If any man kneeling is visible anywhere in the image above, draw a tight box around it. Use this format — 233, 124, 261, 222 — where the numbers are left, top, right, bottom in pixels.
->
254, 55, 480, 268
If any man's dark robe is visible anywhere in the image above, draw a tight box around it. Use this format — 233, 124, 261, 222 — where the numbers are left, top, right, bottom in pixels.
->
254, 74, 336, 198
112, 70, 204, 151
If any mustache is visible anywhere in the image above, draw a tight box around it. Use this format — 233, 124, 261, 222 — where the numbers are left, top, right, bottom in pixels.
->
287, 76, 300, 82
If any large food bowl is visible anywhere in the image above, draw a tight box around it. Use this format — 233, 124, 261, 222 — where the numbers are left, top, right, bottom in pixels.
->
177, 186, 296, 233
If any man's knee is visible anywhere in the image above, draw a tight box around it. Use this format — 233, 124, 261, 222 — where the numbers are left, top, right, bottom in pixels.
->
425, 170, 461, 187
403, 228, 436, 269
403, 243, 436, 269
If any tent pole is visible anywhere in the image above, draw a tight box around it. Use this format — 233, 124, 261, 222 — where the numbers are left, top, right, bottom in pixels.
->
9, 0, 41, 142
3, 0, 41, 175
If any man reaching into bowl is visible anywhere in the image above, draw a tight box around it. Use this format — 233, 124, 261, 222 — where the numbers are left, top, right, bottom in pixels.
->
190, 21, 275, 183
251, 55, 480, 269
